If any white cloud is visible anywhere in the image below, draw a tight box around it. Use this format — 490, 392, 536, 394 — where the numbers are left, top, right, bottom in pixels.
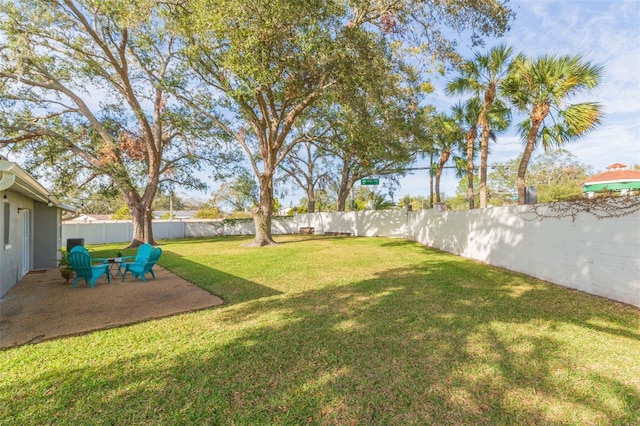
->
572, 123, 640, 171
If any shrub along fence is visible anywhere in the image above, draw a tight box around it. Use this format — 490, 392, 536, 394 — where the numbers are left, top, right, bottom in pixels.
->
62, 202, 640, 308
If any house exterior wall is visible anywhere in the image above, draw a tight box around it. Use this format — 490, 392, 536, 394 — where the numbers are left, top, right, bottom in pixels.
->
1, 192, 33, 298
1, 193, 62, 299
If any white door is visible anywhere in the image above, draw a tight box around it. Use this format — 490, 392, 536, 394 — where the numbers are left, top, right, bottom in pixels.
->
22, 209, 30, 276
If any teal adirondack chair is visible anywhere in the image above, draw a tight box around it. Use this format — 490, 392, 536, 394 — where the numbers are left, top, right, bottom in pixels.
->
120, 243, 153, 264
68, 252, 111, 288
118, 243, 153, 277
69, 245, 108, 264
121, 247, 162, 282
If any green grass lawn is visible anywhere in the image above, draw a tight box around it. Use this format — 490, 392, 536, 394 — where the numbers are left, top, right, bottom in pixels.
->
1, 235, 639, 425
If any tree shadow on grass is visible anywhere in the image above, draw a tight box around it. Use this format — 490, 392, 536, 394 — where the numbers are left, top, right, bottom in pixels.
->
92, 242, 283, 305
3, 256, 639, 425
159, 250, 283, 304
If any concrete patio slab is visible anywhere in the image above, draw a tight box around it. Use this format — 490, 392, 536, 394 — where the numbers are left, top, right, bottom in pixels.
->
0, 266, 224, 349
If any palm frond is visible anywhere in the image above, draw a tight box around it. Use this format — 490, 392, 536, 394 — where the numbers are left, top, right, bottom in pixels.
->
559, 102, 603, 136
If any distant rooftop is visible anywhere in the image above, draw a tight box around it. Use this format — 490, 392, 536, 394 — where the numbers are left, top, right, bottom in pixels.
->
583, 163, 640, 192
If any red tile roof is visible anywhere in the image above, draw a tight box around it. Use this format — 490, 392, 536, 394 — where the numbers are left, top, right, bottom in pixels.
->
584, 164, 640, 184
607, 162, 627, 169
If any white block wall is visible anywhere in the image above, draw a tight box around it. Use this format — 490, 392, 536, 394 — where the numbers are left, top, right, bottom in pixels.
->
405, 205, 640, 308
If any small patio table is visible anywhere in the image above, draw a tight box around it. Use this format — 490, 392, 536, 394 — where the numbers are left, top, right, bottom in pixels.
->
106, 258, 124, 279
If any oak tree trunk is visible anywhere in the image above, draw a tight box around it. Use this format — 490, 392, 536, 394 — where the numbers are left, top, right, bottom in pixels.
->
307, 199, 316, 214
307, 184, 316, 213
336, 162, 352, 212
251, 173, 277, 246
336, 188, 348, 212
128, 202, 156, 248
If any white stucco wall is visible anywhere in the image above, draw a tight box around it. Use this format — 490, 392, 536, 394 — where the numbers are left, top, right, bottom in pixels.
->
405, 205, 640, 308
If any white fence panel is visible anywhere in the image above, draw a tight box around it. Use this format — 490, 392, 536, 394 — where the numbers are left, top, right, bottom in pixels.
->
357, 210, 408, 237
272, 217, 299, 234
152, 222, 184, 240
185, 221, 224, 238
63, 217, 300, 244
62, 222, 132, 245
294, 211, 407, 237
222, 220, 255, 235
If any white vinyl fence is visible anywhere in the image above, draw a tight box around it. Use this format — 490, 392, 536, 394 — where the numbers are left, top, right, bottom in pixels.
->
62, 218, 299, 245
62, 204, 640, 308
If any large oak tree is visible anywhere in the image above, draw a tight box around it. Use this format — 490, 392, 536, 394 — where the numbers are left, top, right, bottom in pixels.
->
0, 0, 230, 247
178, 0, 514, 245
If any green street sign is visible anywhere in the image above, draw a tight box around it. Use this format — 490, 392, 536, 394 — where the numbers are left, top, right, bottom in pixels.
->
361, 178, 379, 185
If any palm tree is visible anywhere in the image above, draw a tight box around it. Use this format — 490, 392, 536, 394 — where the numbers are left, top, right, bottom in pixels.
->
451, 99, 481, 209
429, 113, 466, 203
447, 45, 513, 208
502, 54, 603, 204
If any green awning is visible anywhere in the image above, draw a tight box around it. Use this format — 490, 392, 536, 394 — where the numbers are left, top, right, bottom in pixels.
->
583, 182, 640, 192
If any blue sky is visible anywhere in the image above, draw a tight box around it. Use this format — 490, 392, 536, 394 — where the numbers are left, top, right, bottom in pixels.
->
386, 0, 640, 202
4, 1, 637, 207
